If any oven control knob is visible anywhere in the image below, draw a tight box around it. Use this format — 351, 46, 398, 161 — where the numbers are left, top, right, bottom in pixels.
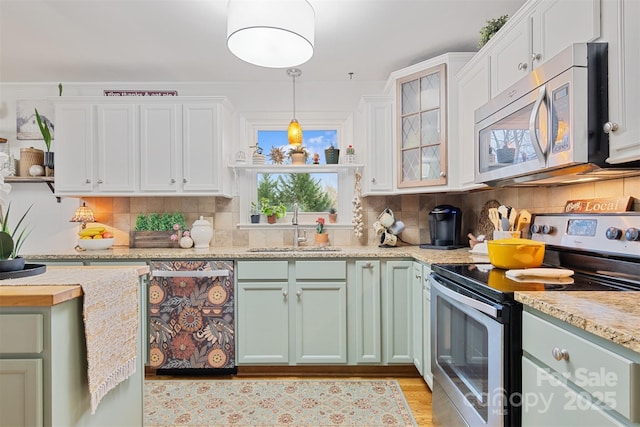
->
606, 227, 622, 240
531, 224, 541, 234
625, 228, 640, 241
541, 225, 554, 235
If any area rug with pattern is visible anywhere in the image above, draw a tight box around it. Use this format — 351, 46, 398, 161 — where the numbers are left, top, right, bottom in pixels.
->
144, 379, 417, 426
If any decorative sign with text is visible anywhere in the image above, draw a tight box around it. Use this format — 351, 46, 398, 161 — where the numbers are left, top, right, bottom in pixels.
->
564, 197, 634, 213
103, 90, 178, 96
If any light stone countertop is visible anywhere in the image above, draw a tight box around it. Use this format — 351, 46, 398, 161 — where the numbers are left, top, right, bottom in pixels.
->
23, 245, 476, 265
515, 291, 640, 354
22, 245, 640, 354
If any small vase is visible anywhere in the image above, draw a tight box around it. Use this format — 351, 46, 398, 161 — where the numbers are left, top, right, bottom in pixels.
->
191, 216, 213, 248
315, 233, 329, 246
44, 151, 54, 176
179, 236, 194, 249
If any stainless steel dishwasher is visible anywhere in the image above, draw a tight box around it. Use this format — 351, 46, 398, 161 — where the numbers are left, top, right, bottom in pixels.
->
148, 260, 236, 375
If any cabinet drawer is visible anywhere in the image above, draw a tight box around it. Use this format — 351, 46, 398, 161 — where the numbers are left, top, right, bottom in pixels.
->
295, 260, 346, 280
523, 311, 639, 421
237, 261, 288, 280
0, 314, 44, 354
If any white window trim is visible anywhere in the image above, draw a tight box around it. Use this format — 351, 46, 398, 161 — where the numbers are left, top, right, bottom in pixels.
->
234, 112, 358, 228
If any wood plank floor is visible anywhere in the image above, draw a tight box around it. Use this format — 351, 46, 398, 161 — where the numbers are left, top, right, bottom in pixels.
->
145, 372, 434, 426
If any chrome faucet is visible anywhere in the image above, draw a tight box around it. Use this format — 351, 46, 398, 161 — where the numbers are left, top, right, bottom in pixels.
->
292, 202, 307, 247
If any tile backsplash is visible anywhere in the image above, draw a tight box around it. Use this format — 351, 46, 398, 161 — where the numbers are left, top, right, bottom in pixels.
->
82, 175, 639, 248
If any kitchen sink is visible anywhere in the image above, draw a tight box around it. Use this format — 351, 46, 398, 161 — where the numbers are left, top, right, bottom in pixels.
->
247, 247, 342, 253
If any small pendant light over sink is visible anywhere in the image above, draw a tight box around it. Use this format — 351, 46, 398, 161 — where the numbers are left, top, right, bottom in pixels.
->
226, 0, 315, 68
287, 68, 303, 146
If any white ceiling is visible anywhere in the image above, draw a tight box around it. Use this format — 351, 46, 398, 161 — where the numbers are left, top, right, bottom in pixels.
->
0, 0, 525, 84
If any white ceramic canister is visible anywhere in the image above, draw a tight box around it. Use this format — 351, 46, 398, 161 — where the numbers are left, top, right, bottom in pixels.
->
190, 216, 213, 248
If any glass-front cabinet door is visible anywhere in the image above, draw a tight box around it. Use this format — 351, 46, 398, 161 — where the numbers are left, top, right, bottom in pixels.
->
397, 64, 447, 188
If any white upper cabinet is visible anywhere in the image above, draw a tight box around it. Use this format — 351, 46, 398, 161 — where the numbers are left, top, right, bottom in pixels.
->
455, 55, 491, 190
489, 0, 601, 98
601, 0, 640, 164
55, 102, 136, 194
357, 96, 394, 195
54, 97, 234, 197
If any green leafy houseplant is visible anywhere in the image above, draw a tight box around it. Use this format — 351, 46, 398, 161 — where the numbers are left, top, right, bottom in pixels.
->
34, 83, 62, 153
259, 198, 287, 223
0, 203, 33, 262
478, 15, 509, 48
134, 212, 186, 231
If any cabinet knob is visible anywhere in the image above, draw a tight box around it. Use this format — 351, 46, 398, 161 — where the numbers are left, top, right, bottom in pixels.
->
552, 347, 570, 361
85, 179, 91, 184
96, 179, 103, 184
603, 122, 619, 134
517, 62, 528, 71
296, 290, 302, 299
183, 178, 188, 183
371, 177, 376, 183
416, 274, 421, 279
439, 172, 446, 178
282, 290, 288, 298
170, 178, 176, 184
365, 262, 373, 268
532, 53, 541, 62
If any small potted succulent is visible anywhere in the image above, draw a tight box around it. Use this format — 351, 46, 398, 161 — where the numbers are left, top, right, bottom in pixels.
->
328, 207, 337, 223
250, 201, 261, 224
315, 217, 329, 246
287, 146, 309, 165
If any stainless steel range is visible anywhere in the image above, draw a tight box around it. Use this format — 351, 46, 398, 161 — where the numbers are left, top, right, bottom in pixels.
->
430, 212, 640, 427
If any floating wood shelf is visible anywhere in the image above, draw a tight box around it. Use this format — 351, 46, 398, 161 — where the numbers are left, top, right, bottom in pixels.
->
4, 176, 59, 202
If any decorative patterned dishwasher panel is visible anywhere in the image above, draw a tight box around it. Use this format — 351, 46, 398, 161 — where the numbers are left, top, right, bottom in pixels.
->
148, 260, 236, 374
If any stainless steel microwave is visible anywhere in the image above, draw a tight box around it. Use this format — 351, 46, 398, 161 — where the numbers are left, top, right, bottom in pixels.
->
474, 42, 640, 187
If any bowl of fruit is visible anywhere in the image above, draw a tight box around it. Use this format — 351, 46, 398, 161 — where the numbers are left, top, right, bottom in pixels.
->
77, 227, 115, 250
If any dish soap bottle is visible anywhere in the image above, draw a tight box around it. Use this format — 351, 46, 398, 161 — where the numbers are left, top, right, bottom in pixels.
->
191, 216, 213, 249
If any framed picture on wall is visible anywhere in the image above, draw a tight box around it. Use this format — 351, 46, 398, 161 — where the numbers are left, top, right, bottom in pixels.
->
16, 99, 54, 140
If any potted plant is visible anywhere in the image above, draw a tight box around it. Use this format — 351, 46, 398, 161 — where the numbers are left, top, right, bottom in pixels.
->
328, 207, 337, 223
34, 83, 62, 176
287, 146, 309, 165
0, 203, 33, 272
130, 211, 186, 247
260, 199, 287, 224
478, 15, 509, 48
250, 201, 261, 224
324, 144, 340, 164
314, 217, 329, 246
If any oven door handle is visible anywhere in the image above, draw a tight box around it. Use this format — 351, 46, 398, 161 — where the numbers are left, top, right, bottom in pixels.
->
529, 84, 548, 167
151, 270, 230, 278
431, 278, 498, 318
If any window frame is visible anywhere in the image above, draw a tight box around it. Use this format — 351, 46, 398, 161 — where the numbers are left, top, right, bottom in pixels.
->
235, 114, 358, 228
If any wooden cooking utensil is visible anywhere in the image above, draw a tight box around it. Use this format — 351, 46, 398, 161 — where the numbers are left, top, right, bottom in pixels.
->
516, 209, 531, 232
488, 208, 501, 231
508, 208, 517, 231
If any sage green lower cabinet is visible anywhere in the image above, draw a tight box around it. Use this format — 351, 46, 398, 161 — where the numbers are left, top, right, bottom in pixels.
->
350, 260, 382, 364
237, 260, 290, 364
382, 260, 413, 364
294, 260, 347, 364
422, 264, 433, 389
522, 309, 640, 426
236, 260, 347, 365
0, 282, 146, 426
411, 261, 424, 375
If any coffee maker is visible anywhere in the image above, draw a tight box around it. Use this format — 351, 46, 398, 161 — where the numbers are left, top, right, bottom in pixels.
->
420, 205, 463, 250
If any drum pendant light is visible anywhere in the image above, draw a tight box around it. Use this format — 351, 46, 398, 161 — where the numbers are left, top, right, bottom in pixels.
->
287, 68, 303, 146
227, 0, 315, 68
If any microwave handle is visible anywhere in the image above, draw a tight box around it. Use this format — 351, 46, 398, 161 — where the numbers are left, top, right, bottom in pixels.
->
529, 85, 548, 166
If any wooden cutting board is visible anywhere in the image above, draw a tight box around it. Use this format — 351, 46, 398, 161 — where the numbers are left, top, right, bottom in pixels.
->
477, 199, 501, 240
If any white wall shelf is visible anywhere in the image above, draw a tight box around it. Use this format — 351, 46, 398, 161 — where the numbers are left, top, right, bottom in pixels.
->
230, 163, 363, 173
